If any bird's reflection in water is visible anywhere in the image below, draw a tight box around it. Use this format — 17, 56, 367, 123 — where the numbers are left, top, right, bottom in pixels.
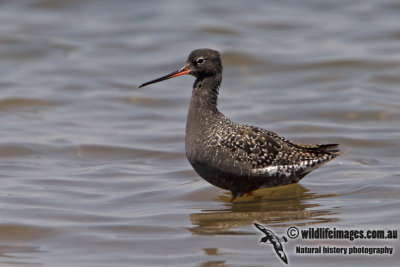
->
189, 183, 339, 235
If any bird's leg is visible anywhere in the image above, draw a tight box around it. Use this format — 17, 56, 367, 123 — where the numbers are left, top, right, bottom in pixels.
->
244, 191, 254, 197
230, 190, 239, 202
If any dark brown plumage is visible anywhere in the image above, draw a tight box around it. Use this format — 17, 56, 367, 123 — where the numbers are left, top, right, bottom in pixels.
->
140, 49, 340, 200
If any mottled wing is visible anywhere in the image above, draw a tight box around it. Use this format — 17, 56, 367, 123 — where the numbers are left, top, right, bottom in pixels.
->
218, 124, 285, 168
273, 245, 288, 264
217, 123, 338, 178
253, 222, 268, 234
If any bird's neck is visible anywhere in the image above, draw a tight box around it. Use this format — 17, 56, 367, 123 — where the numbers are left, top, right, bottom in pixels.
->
186, 75, 222, 133
189, 75, 221, 113
185, 75, 222, 157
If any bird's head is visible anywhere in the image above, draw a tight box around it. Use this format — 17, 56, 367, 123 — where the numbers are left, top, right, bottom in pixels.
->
139, 49, 222, 88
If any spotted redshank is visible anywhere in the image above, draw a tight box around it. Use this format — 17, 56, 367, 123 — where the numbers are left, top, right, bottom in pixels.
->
140, 49, 340, 201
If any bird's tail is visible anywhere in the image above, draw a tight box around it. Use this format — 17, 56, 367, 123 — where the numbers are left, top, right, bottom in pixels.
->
292, 143, 341, 155
314, 143, 340, 154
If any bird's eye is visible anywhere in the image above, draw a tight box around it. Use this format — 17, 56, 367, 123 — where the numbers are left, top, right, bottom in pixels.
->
196, 57, 205, 64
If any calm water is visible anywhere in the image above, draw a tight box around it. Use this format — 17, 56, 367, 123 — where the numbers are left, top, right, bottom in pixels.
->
0, 0, 399, 266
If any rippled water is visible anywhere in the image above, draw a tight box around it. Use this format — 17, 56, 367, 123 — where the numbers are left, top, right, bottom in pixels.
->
0, 0, 399, 266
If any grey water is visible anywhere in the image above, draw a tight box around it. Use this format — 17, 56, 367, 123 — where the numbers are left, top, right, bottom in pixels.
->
0, 0, 399, 266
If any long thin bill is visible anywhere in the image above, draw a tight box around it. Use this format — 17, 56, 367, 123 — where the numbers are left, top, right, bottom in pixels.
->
139, 68, 190, 88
